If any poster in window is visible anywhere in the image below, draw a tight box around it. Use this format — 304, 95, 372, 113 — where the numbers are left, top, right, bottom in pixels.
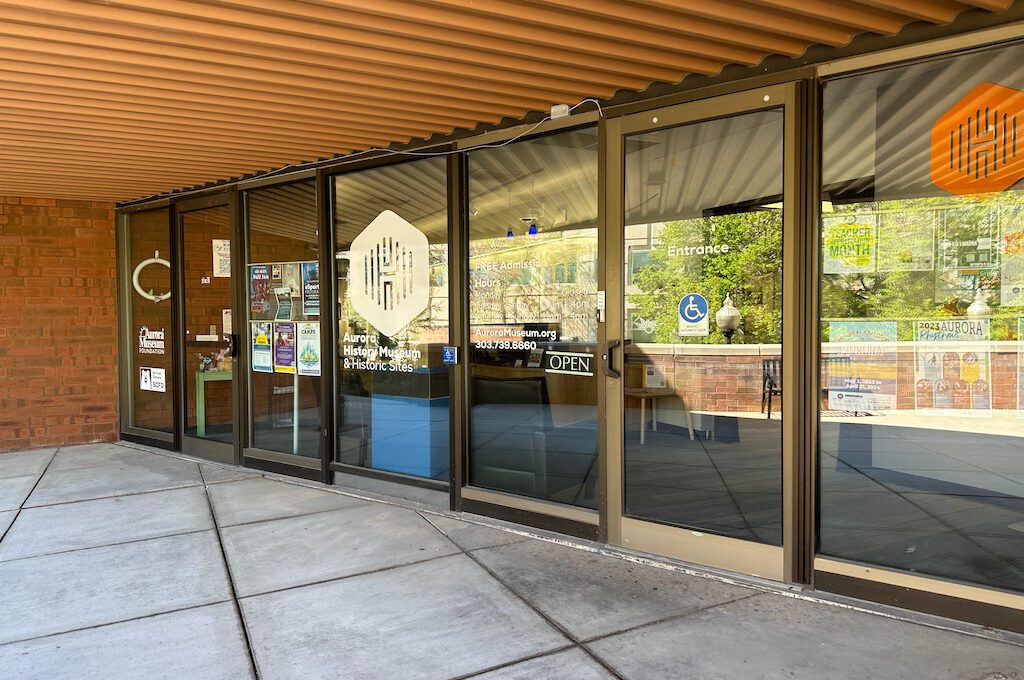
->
823, 214, 876, 274
876, 210, 935, 272
250, 265, 271, 315
914, 319, 991, 416
1000, 205, 1024, 307
826, 321, 897, 411
297, 321, 321, 376
939, 206, 997, 270
273, 322, 296, 374
212, 239, 231, 277
301, 262, 320, 317
251, 322, 273, 373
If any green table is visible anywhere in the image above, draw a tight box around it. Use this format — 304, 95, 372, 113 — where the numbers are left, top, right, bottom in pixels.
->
195, 370, 231, 437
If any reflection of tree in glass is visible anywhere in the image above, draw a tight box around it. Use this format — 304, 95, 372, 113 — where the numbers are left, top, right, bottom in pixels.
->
629, 210, 783, 344
821, 192, 1024, 341
469, 232, 598, 342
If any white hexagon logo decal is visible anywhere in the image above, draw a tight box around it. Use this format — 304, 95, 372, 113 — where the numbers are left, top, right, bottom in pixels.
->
348, 210, 430, 337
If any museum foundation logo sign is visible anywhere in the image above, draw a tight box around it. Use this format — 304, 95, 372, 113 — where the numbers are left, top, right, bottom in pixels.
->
932, 82, 1024, 196
347, 210, 430, 337
138, 326, 166, 355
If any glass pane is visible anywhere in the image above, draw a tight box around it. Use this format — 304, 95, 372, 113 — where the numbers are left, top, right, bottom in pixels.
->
467, 127, 599, 509
819, 43, 1024, 593
333, 158, 450, 480
126, 209, 173, 432
623, 111, 784, 545
183, 206, 234, 443
246, 181, 321, 458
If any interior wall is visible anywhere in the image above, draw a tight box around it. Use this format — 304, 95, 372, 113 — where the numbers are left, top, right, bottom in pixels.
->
0, 195, 118, 452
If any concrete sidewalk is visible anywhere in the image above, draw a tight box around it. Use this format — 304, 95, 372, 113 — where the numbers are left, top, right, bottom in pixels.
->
0, 443, 1020, 679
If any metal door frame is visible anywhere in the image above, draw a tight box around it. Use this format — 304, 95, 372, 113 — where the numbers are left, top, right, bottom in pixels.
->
602, 81, 816, 583
173, 193, 243, 465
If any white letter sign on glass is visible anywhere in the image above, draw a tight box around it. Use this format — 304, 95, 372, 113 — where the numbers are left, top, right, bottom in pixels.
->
348, 210, 430, 337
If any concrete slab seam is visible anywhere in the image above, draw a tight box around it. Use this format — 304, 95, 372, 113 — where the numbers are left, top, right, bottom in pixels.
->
418, 511, 626, 680
114, 443, 1024, 649
198, 465, 261, 680
0, 446, 59, 545
0, 599, 236, 649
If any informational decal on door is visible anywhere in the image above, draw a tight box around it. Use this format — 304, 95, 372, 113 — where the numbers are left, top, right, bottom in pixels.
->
914, 319, 991, 416
139, 367, 166, 393
301, 261, 320, 317
826, 320, 898, 411
251, 322, 273, 373
677, 293, 709, 337
273, 322, 296, 374
250, 265, 271, 315
137, 326, 166, 355
297, 322, 321, 376
341, 331, 423, 372
823, 214, 876, 274
221, 309, 232, 336
212, 239, 231, 277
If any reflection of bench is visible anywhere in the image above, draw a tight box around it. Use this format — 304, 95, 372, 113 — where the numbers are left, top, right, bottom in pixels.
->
470, 376, 597, 507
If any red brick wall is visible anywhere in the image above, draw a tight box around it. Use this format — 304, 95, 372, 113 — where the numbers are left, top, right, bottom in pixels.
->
0, 196, 118, 452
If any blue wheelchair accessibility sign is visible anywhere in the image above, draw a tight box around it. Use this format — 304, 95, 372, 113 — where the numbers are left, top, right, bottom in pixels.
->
678, 293, 710, 337
442, 346, 459, 364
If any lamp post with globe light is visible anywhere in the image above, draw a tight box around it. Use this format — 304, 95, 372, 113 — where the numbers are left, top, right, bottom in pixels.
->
715, 293, 742, 344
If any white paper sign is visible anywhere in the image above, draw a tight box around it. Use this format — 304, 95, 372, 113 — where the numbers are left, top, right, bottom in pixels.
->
139, 367, 166, 393
212, 239, 231, 277
222, 308, 232, 335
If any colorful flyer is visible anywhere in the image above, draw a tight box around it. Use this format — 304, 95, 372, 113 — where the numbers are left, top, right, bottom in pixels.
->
826, 320, 898, 411
250, 265, 271, 315
301, 261, 320, 317
297, 322, 321, 376
251, 322, 273, 373
273, 322, 296, 374
823, 214, 876, 274
914, 319, 991, 416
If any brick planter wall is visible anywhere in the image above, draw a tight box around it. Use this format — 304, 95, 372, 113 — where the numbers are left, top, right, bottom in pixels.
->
0, 196, 118, 452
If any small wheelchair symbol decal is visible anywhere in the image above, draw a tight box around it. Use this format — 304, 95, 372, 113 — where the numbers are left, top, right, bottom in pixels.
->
678, 294, 708, 323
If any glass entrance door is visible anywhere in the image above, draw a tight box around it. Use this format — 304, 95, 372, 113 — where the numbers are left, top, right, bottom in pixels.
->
179, 201, 239, 463
605, 86, 798, 579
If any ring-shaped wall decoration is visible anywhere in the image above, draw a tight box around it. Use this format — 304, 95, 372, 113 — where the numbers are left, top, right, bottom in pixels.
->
133, 251, 171, 303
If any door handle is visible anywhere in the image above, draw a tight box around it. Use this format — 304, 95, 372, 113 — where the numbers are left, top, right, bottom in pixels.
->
224, 333, 238, 357
604, 340, 621, 378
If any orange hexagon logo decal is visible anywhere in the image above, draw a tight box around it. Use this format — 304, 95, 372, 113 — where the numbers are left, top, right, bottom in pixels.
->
931, 82, 1024, 196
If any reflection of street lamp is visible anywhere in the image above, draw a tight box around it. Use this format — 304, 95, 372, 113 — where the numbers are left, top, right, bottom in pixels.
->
966, 288, 992, 319
715, 293, 741, 344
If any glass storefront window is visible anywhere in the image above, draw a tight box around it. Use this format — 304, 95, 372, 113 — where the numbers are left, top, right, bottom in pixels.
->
246, 181, 321, 458
125, 209, 174, 433
333, 158, 450, 480
820, 43, 1024, 593
466, 127, 599, 509
622, 111, 785, 544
